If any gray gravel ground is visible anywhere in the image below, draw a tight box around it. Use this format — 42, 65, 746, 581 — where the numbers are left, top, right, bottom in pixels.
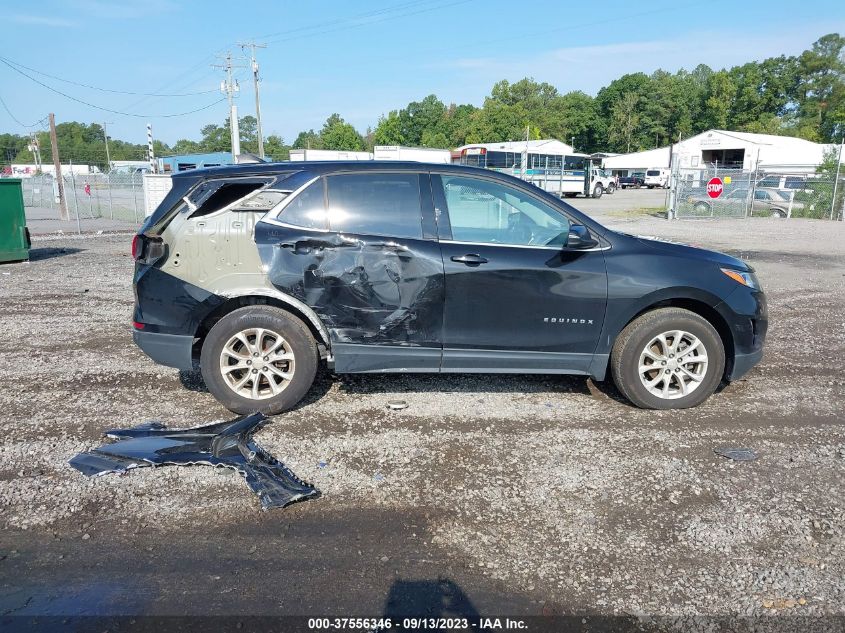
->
1, 215, 843, 620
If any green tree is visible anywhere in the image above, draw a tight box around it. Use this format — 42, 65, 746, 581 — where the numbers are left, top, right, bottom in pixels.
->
373, 110, 405, 145
607, 92, 640, 152
797, 33, 845, 141
320, 113, 364, 151
263, 135, 290, 161
703, 70, 736, 130
399, 95, 447, 145
292, 129, 322, 150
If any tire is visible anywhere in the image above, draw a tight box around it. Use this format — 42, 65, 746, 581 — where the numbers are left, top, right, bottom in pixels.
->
606, 182, 617, 194
592, 183, 603, 199
770, 209, 785, 218
610, 307, 725, 410
200, 306, 319, 415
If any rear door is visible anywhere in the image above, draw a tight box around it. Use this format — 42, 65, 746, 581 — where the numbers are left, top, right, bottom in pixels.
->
433, 172, 607, 373
255, 170, 444, 372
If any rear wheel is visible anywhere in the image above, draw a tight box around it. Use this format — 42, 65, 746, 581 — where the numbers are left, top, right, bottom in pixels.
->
606, 182, 617, 194
770, 208, 785, 218
610, 308, 725, 409
200, 306, 318, 415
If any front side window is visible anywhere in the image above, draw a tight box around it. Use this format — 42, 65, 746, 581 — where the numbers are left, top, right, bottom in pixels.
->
441, 175, 570, 247
326, 173, 423, 239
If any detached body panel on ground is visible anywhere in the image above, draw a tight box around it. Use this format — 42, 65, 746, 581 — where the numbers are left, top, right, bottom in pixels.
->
132, 162, 767, 412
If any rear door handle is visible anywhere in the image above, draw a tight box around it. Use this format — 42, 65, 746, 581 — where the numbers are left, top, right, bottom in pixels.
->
450, 254, 488, 265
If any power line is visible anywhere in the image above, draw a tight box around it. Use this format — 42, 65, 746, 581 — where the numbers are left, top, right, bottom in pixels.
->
255, 0, 447, 40
0, 92, 47, 129
0, 59, 227, 118
0, 55, 219, 97
262, 0, 475, 45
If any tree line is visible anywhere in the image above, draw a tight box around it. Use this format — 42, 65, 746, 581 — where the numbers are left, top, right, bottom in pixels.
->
3, 33, 843, 171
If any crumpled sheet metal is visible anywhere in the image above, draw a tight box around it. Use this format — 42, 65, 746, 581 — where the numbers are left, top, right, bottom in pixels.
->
69, 413, 319, 510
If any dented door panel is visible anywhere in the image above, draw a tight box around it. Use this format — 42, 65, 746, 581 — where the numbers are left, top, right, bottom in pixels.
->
254, 222, 445, 352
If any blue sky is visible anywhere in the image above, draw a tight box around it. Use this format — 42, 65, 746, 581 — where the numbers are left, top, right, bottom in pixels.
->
2, 0, 844, 147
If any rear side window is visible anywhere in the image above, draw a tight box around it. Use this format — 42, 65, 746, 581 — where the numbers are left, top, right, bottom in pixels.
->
190, 182, 265, 217
325, 173, 423, 239
646, 170, 660, 176
280, 178, 327, 230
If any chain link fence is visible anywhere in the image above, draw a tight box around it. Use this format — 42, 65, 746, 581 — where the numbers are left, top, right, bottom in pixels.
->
671, 165, 844, 221
20, 171, 145, 224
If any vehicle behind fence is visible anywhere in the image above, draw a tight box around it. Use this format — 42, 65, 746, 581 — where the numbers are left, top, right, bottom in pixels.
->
20, 171, 145, 224
672, 165, 844, 221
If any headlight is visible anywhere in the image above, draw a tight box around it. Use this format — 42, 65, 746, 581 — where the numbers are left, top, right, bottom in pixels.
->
721, 268, 759, 289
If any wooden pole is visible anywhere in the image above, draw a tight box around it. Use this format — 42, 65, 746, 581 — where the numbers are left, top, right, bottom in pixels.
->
49, 113, 68, 220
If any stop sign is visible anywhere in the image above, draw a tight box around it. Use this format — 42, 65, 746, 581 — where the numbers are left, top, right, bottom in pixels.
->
706, 177, 723, 199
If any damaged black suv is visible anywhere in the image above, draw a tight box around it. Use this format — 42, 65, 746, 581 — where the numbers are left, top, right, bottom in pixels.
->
132, 162, 767, 414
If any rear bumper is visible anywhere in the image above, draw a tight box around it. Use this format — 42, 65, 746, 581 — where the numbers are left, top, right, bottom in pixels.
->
133, 329, 195, 370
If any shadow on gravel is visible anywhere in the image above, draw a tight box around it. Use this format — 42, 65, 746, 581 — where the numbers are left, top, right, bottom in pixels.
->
338, 373, 593, 397
382, 577, 481, 622
178, 367, 334, 411
28, 247, 85, 261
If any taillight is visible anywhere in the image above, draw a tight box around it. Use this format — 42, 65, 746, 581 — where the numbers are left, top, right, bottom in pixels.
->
132, 321, 145, 330
131, 234, 143, 260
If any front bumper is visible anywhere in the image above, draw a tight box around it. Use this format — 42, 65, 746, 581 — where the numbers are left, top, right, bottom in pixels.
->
133, 329, 195, 370
727, 347, 764, 380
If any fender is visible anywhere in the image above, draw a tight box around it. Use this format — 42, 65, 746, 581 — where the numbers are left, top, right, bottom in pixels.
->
595, 285, 729, 357
217, 286, 332, 351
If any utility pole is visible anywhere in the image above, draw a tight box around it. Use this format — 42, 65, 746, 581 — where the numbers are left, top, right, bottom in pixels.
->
27, 132, 42, 173
102, 122, 112, 172
213, 52, 244, 156
147, 123, 156, 173
239, 41, 267, 159
48, 113, 68, 220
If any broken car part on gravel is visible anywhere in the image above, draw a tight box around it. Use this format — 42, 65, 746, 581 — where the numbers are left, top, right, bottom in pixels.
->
69, 413, 319, 510
714, 447, 759, 461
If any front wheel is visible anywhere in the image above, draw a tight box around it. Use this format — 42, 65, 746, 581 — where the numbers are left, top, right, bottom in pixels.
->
592, 183, 603, 198
610, 308, 725, 409
770, 209, 785, 218
200, 306, 318, 415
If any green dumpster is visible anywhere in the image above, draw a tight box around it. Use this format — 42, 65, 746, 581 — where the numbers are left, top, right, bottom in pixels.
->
0, 178, 31, 263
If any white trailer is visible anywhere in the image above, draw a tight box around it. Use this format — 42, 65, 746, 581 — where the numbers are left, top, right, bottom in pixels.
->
372, 145, 451, 164
289, 149, 372, 161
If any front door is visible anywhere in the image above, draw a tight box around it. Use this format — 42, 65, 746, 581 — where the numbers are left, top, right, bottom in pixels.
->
433, 173, 607, 373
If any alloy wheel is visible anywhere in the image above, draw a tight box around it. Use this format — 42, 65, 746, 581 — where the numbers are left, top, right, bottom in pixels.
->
219, 328, 295, 400
637, 330, 708, 400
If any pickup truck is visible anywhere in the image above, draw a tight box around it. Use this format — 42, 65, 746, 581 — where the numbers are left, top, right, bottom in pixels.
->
619, 172, 645, 189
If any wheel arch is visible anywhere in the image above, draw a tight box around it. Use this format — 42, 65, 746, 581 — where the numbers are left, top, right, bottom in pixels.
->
596, 296, 735, 381
193, 290, 331, 359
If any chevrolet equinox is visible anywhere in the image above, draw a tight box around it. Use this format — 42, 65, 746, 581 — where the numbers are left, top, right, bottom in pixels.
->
132, 162, 767, 413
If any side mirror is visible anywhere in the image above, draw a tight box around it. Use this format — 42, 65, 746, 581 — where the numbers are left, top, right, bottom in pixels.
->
566, 224, 598, 250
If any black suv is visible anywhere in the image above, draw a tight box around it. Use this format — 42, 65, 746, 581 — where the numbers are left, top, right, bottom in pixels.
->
132, 162, 767, 413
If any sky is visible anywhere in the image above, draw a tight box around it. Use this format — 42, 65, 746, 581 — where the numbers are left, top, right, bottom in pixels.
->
1, 0, 844, 148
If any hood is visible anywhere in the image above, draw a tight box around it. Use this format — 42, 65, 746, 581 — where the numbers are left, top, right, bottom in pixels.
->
633, 234, 751, 271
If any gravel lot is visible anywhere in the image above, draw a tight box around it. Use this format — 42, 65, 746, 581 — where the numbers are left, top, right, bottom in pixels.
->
1, 213, 843, 620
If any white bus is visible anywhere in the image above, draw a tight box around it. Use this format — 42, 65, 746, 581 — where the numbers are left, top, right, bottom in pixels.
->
455, 142, 615, 198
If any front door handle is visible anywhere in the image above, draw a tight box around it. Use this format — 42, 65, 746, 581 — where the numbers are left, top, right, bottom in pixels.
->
450, 253, 488, 265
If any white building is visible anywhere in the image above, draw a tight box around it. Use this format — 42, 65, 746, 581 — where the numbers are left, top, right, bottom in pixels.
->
603, 130, 836, 175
